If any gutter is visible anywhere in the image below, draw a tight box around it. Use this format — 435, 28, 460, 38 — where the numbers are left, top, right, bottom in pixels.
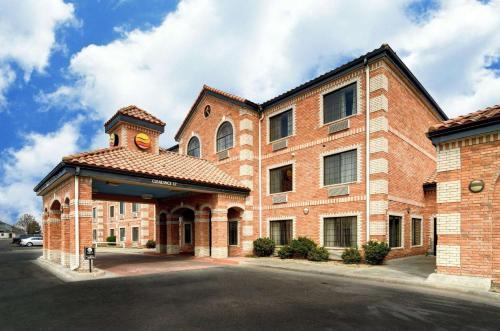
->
72, 167, 80, 271
258, 106, 264, 237
364, 58, 371, 243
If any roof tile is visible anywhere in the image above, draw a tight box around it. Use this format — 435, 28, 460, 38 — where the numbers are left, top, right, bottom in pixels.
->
104, 105, 166, 128
429, 105, 500, 132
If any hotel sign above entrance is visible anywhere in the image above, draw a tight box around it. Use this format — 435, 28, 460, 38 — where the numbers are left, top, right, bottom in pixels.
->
151, 179, 178, 187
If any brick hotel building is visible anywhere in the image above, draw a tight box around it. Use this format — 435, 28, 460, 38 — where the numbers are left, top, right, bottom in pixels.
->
35, 44, 499, 290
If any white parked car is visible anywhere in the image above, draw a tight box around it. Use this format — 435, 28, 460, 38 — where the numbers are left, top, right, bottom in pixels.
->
20, 236, 43, 247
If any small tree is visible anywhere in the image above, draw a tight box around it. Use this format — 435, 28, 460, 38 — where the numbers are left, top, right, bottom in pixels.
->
15, 214, 37, 233
26, 220, 41, 234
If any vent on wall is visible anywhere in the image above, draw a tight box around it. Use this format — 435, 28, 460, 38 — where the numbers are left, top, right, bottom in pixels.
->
328, 119, 350, 135
272, 194, 288, 204
327, 185, 349, 197
217, 150, 229, 160
272, 139, 288, 152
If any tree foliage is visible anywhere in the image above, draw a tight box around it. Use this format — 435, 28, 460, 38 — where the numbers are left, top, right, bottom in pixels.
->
16, 214, 39, 234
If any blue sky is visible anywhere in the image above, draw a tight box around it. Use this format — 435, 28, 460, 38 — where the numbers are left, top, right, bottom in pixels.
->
0, 0, 499, 224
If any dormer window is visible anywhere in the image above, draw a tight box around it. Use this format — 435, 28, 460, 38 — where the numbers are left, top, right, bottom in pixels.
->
323, 83, 357, 124
187, 136, 201, 157
216, 122, 233, 152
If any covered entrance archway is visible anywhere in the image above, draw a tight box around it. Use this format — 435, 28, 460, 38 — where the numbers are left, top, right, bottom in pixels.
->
34, 106, 250, 271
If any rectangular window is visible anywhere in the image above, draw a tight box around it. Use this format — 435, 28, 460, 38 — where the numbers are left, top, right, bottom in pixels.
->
132, 227, 139, 242
184, 223, 192, 244
92, 207, 97, 219
323, 83, 357, 124
270, 220, 292, 246
132, 203, 139, 213
269, 164, 293, 194
324, 216, 357, 248
389, 215, 402, 248
110, 229, 115, 237
119, 202, 125, 215
119, 228, 125, 242
92, 229, 97, 241
412, 218, 422, 246
229, 221, 238, 245
109, 206, 115, 218
269, 109, 293, 142
323, 150, 357, 186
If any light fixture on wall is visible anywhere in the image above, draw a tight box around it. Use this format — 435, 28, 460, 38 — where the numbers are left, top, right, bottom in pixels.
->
303, 207, 310, 215
469, 179, 484, 193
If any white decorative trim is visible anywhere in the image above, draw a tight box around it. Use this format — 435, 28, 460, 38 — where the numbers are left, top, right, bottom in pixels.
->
436, 213, 461, 235
370, 158, 388, 174
214, 116, 236, 153
436, 245, 461, 267
437, 181, 461, 203
370, 137, 388, 154
266, 216, 297, 240
319, 77, 361, 127
369, 74, 388, 92
389, 125, 436, 161
437, 147, 461, 172
319, 145, 362, 188
388, 195, 425, 208
239, 118, 253, 132
186, 132, 202, 158
266, 104, 296, 144
262, 195, 366, 210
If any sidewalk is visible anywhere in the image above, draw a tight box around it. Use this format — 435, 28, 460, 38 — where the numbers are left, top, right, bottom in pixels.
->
241, 255, 500, 301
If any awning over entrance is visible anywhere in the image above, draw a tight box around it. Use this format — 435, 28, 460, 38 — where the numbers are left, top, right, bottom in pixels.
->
34, 146, 250, 199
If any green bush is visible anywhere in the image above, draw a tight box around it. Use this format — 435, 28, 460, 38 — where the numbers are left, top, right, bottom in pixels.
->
145, 240, 156, 249
253, 238, 275, 257
362, 241, 391, 265
106, 235, 116, 243
289, 237, 317, 258
341, 247, 362, 264
278, 245, 293, 259
307, 246, 330, 262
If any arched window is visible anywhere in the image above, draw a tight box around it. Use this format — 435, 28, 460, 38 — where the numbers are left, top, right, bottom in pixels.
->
187, 136, 200, 157
216, 121, 233, 152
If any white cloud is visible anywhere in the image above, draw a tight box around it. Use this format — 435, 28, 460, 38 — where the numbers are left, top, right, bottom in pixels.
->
0, 0, 75, 105
0, 120, 81, 223
40, 0, 500, 146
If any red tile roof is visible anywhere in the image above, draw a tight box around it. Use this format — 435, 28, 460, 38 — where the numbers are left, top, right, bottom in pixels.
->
423, 171, 437, 185
105, 105, 165, 128
63, 147, 248, 190
429, 105, 500, 133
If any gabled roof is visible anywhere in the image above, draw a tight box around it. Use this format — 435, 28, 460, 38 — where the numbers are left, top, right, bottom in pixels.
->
62, 147, 248, 191
174, 85, 258, 141
105, 105, 166, 133
429, 105, 500, 133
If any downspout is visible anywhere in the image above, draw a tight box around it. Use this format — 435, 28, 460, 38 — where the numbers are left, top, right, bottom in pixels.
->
258, 106, 264, 237
72, 167, 80, 270
364, 58, 371, 243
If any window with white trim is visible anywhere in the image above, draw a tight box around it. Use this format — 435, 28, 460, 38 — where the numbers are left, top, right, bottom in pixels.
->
119, 227, 126, 242
93, 229, 97, 241
187, 136, 200, 157
270, 220, 292, 245
269, 164, 293, 194
109, 205, 115, 218
324, 216, 357, 248
132, 203, 139, 213
389, 215, 402, 248
412, 218, 422, 246
323, 83, 357, 124
323, 149, 357, 186
119, 201, 125, 215
269, 109, 293, 142
228, 221, 238, 245
216, 122, 233, 152
132, 227, 139, 242
92, 207, 97, 219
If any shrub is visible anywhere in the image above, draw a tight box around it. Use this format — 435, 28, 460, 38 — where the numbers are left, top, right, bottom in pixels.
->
362, 241, 391, 265
253, 238, 275, 257
145, 240, 156, 249
289, 237, 317, 258
278, 245, 293, 259
307, 246, 330, 262
106, 235, 116, 243
341, 247, 362, 264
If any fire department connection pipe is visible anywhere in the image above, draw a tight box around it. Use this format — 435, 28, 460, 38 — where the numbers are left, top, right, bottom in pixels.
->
72, 168, 80, 270
364, 58, 371, 242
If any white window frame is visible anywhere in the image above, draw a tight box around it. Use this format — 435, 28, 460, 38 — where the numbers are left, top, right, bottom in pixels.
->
109, 205, 115, 219
266, 216, 296, 246
186, 132, 202, 158
410, 215, 423, 247
92, 207, 97, 220
228, 219, 239, 246
319, 145, 362, 188
119, 227, 126, 242
319, 213, 361, 249
266, 160, 296, 196
119, 201, 125, 216
387, 212, 405, 249
214, 117, 236, 153
266, 105, 296, 144
319, 78, 361, 127
132, 226, 140, 242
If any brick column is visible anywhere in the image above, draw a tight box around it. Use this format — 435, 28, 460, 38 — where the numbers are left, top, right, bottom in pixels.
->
211, 208, 228, 258
42, 210, 49, 260
166, 214, 180, 254
156, 212, 167, 253
48, 209, 62, 263
69, 176, 93, 271
491, 180, 500, 291
61, 203, 70, 267
194, 210, 210, 257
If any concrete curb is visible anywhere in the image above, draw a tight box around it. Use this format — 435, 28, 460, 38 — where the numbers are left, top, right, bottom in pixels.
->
241, 261, 500, 303
34, 257, 116, 282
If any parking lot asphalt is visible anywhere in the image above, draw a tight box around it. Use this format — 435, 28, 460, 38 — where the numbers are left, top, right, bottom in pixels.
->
1, 240, 499, 330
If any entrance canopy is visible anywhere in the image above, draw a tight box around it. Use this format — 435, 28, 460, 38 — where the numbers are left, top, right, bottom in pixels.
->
34, 146, 249, 201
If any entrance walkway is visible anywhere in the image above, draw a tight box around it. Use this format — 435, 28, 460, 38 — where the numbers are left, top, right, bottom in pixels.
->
94, 252, 238, 277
